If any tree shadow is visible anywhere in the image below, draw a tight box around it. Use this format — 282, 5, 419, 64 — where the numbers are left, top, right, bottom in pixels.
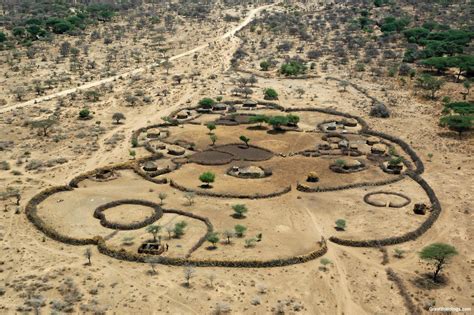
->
231, 214, 246, 219
199, 184, 213, 189
247, 126, 268, 131
412, 273, 448, 290
267, 129, 286, 135
436, 131, 473, 140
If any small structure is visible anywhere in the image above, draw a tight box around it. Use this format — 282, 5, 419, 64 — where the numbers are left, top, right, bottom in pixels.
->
151, 142, 166, 150
95, 169, 114, 180
143, 161, 158, 172
342, 118, 358, 127
168, 145, 185, 156
330, 158, 366, 173
228, 165, 270, 178
212, 103, 227, 111
306, 172, 319, 182
176, 112, 188, 119
326, 122, 337, 131
138, 242, 165, 255
413, 203, 428, 215
338, 139, 349, 149
196, 108, 212, 113
344, 159, 362, 169
366, 136, 380, 145
349, 143, 358, 150
371, 143, 386, 155
147, 132, 161, 139
318, 143, 331, 150
242, 100, 258, 108
329, 143, 339, 150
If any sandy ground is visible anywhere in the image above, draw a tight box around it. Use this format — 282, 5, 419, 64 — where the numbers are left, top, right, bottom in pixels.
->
0, 3, 473, 315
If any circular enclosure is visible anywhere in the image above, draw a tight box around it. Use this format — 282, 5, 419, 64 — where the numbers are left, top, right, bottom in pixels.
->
189, 150, 235, 165
93, 200, 163, 230
363, 191, 411, 208
215, 144, 273, 161
227, 165, 272, 179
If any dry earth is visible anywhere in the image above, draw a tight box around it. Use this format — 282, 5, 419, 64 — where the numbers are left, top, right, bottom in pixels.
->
0, 2, 472, 315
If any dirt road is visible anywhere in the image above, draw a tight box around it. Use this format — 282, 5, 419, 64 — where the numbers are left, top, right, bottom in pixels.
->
0, 4, 273, 114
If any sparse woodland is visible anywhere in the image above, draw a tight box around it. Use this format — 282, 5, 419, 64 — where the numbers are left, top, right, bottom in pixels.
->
0, 0, 471, 314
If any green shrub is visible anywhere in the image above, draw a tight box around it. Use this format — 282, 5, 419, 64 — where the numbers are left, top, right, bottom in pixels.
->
263, 88, 278, 100
280, 61, 306, 76
199, 171, 216, 187
199, 98, 216, 109
234, 224, 247, 237
232, 204, 248, 218
79, 108, 90, 119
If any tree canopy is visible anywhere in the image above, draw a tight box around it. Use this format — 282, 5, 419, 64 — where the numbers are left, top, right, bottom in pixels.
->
420, 243, 458, 282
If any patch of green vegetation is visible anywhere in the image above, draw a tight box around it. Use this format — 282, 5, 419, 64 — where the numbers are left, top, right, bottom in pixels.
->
280, 60, 306, 76
402, 27, 473, 62
380, 16, 410, 34
0, 1, 118, 48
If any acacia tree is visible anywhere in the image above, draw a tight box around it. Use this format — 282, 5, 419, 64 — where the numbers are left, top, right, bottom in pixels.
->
146, 225, 161, 243
416, 74, 445, 99
183, 266, 196, 287
440, 115, 472, 138
232, 204, 248, 218
112, 112, 125, 124
207, 232, 220, 248
13, 87, 26, 101
223, 230, 234, 244
31, 118, 57, 136
206, 123, 216, 134
158, 192, 167, 205
146, 257, 160, 275
84, 248, 92, 265
249, 115, 269, 128
162, 59, 173, 75
263, 88, 278, 100
234, 224, 247, 237
335, 219, 346, 231
420, 243, 458, 282
199, 172, 215, 188
268, 116, 288, 131
210, 134, 217, 146
0, 187, 21, 206
296, 88, 305, 98
239, 135, 250, 147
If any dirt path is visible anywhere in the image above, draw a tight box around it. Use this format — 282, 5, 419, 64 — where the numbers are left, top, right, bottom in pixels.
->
0, 4, 274, 115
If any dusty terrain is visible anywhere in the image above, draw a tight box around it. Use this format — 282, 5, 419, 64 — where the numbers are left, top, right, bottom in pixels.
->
0, 1, 472, 315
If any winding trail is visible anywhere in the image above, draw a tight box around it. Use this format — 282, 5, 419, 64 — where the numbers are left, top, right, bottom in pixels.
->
0, 4, 273, 114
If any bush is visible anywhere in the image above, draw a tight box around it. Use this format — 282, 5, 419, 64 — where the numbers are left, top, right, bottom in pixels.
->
280, 61, 306, 76
263, 88, 278, 100
335, 219, 346, 230
173, 221, 187, 238
232, 204, 248, 218
249, 115, 269, 127
198, 98, 216, 109
234, 224, 247, 237
260, 60, 270, 71
199, 171, 215, 187
389, 156, 403, 166
112, 112, 125, 123
79, 108, 91, 119
398, 63, 412, 76
440, 115, 473, 137
370, 103, 390, 118
206, 232, 219, 248
286, 114, 300, 126
268, 116, 289, 130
